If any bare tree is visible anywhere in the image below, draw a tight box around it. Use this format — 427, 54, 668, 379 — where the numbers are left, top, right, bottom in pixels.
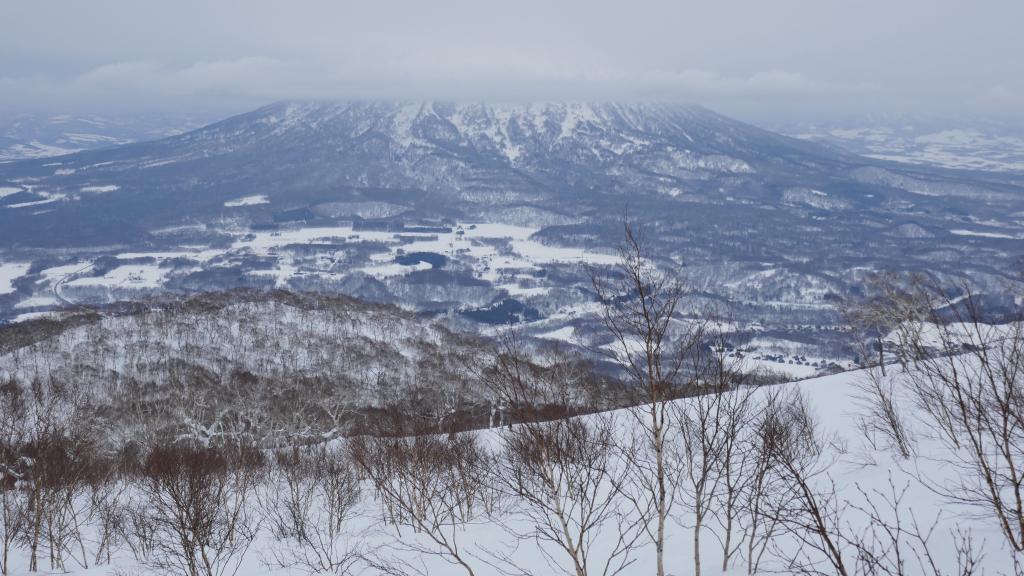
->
884, 281, 1024, 559
668, 328, 760, 576
675, 384, 725, 576
842, 272, 927, 376
764, 390, 851, 576
590, 220, 706, 576
0, 381, 27, 576
260, 445, 364, 575
481, 333, 643, 576
844, 275, 923, 459
350, 432, 489, 576
140, 443, 262, 576
708, 361, 759, 572
493, 415, 641, 576
31, 434, 99, 572
118, 489, 159, 565
15, 378, 98, 573
757, 395, 976, 576
742, 389, 792, 575
88, 471, 127, 567
854, 365, 916, 460
846, 475, 983, 576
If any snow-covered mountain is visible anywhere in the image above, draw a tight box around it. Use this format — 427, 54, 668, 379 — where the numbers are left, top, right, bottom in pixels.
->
2, 101, 1023, 340
1, 101, 1020, 246
0, 101, 859, 239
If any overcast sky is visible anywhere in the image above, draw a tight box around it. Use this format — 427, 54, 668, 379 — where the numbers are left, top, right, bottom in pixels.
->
2, 0, 1022, 123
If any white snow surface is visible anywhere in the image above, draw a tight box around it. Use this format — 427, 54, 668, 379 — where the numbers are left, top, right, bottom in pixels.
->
225, 194, 271, 207
230, 222, 616, 290
0, 262, 30, 294
537, 325, 577, 342
13, 295, 59, 309
951, 228, 1018, 239
4, 191, 66, 208
796, 125, 1024, 172
65, 264, 169, 289
80, 184, 119, 193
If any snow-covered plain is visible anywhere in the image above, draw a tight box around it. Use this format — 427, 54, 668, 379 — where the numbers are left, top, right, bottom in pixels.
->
0, 261, 29, 294
13, 294, 59, 309
4, 190, 66, 208
225, 194, 271, 207
791, 124, 1024, 172
951, 228, 1019, 239
87, 221, 619, 297
80, 184, 119, 193
64, 263, 170, 290
1, 220, 851, 379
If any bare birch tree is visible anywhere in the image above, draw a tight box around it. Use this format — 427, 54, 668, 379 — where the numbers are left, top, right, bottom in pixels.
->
260, 445, 364, 575
763, 390, 850, 576
0, 381, 26, 576
590, 220, 706, 576
481, 332, 643, 576
873, 279, 1024, 561
349, 432, 490, 576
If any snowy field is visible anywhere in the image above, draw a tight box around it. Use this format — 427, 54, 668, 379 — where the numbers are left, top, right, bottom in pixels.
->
792, 125, 1024, 173
11, 222, 619, 308
0, 261, 30, 295
225, 194, 271, 207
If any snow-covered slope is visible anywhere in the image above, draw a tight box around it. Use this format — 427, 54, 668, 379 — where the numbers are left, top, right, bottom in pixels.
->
0, 364, 1014, 575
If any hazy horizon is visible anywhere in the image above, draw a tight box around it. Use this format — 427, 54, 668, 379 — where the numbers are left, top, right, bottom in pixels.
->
3, 0, 1022, 125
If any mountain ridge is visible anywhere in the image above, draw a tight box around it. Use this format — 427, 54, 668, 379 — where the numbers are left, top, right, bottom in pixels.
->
1, 100, 1022, 316
0, 100, 884, 246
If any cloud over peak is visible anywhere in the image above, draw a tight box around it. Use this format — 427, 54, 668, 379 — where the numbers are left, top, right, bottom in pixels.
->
1, 0, 1021, 120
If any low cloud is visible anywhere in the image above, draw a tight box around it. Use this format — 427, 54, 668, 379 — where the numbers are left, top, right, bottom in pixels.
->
1, 0, 1021, 121
0, 58, 883, 116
